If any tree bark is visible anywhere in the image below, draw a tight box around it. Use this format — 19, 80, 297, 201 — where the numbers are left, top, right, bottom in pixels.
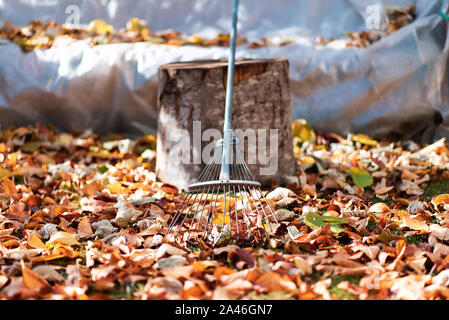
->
157, 59, 295, 190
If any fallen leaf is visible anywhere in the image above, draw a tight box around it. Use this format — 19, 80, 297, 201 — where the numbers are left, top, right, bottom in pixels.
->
304, 211, 347, 234
350, 167, 373, 188
105, 182, 122, 194
78, 217, 93, 239
28, 234, 46, 249
1, 177, 18, 199
47, 231, 80, 246
21, 261, 51, 292
32, 265, 65, 282
351, 134, 378, 146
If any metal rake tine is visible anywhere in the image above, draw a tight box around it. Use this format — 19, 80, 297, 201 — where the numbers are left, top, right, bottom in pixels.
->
232, 154, 258, 239
250, 186, 275, 235
258, 186, 279, 225
229, 153, 240, 241
232, 185, 240, 242
233, 150, 263, 238
236, 184, 252, 238
198, 148, 221, 182
174, 191, 201, 239
178, 147, 223, 241
166, 192, 193, 235
239, 183, 263, 239
201, 157, 224, 239
192, 185, 216, 235
186, 185, 210, 241
215, 185, 232, 247
204, 184, 221, 240
235, 148, 256, 181
242, 184, 267, 241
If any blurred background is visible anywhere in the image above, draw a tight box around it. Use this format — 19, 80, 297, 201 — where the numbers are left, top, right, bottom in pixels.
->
0, 0, 448, 141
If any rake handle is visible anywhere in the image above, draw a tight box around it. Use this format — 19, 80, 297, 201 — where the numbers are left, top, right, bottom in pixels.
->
220, 0, 239, 181
223, 0, 239, 132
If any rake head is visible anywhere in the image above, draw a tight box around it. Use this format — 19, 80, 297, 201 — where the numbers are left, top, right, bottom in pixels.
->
165, 137, 279, 246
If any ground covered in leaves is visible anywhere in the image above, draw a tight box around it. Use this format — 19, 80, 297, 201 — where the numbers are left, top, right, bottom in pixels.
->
1, 122, 449, 300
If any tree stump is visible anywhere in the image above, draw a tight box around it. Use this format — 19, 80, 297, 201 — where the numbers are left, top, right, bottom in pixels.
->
157, 59, 294, 190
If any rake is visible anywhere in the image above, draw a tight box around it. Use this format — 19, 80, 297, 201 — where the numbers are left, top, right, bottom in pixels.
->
165, 0, 279, 246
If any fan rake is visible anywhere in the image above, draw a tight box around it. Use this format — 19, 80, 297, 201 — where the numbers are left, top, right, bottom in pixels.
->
165, 0, 279, 246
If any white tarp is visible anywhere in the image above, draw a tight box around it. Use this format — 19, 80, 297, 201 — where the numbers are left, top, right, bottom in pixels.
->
0, 0, 448, 140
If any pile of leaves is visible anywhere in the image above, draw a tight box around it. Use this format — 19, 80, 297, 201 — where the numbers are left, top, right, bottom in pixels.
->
1, 121, 449, 300
316, 5, 416, 48
0, 18, 288, 52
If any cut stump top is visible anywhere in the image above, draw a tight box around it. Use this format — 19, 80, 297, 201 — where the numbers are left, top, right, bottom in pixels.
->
159, 59, 289, 86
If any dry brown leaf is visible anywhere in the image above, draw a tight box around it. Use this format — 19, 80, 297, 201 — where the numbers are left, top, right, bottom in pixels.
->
21, 261, 51, 293
78, 217, 93, 239
47, 231, 80, 246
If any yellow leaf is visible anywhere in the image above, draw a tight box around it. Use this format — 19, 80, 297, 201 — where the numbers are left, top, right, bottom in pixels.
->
212, 213, 231, 225
127, 17, 147, 33
87, 19, 114, 34
299, 156, 315, 167
21, 261, 50, 292
293, 145, 301, 158
28, 234, 46, 249
292, 119, 315, 143
215, 198, 236, 212
351, 134, 378, 146
106, 182, 122, 194
189, 34, 203, 44
0, 168, 11, 179
47, 231, 80, 246
141, 28, 150, 40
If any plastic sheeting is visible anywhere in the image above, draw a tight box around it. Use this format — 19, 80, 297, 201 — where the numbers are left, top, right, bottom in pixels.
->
0, 0, 448, 139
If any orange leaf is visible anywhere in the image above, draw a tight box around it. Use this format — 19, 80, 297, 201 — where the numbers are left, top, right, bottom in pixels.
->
161, 183, 178, 194
78, 217, 93, 239
214, 267, 235, 280
31, 210, 49, 222
31, 254, 66, 263
255, 272, 283, 291
106, 182, 122, 194
2, 239, 19, 249
21, 261, 51, 292
51, 245, 80, 259
1, 177, 18, 199
28, 234, 46, 249
192, 261, 208, 272
433, 194, 449, 207
402, 217, 429, 231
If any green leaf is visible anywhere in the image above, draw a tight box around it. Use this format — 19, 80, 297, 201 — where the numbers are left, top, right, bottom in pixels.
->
13, 174, 26, 185
350, 167, 373, 188
377, 230, 404, 244
97, 165, 109, 174
21, 141, 39, 153
304, 211, 347, 234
